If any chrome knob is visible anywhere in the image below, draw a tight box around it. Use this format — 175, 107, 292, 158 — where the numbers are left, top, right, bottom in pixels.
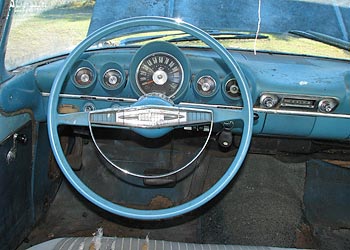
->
196, 75, 216, 96
83, 102, 95, 112
318, 98, 338, 113
260, 94, 279, 108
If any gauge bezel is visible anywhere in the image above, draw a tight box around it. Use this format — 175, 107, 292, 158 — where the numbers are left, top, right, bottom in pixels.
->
71, 60, 96, 89
193, 69, 220, 98
129, 41, 190, 100
135, 52, 184, 97
222, 74, 241, 100
99, 62, 126, 91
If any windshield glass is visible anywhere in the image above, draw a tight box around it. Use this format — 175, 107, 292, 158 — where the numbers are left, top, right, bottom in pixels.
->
5, 0, 95, 69
5, 0, 350, 69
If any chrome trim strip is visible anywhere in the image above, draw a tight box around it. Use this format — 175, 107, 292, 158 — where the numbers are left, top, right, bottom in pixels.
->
41, 92, 138, 103
254, 107, 350, 119
179, 102, 242, 110
180, 102, 350, 119
41, 94, 350, 119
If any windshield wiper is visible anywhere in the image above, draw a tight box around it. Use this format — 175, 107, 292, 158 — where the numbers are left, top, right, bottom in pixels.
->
289, 30, 350, 51
118, 32, 185, 46
119, 30, 268, 45
166, 32, 268, 43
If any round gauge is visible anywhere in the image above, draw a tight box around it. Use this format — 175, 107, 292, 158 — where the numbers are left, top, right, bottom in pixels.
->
225, 78, 241, 98
196, 75, 217, 96
74, 67, 94, 87
103, 69, 123, 89
136, 52, 184, 97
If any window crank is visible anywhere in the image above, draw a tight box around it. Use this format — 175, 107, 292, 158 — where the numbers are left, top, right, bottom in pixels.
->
6, 133, 28, 164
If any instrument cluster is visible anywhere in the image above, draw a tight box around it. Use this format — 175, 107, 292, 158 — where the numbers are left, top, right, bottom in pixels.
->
71, 41, 241, 104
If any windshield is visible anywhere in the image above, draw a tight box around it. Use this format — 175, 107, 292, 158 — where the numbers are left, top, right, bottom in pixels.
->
5, 0, 350, 69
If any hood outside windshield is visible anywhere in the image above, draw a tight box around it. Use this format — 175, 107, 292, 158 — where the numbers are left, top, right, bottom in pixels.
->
89, 0, 349, 41
4, 0, 350, 69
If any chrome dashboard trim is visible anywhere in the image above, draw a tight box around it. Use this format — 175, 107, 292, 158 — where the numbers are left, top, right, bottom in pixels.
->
41, 93, 350, 119
41, 92, 138, 103
180, 102, 350, 119
253, 107, 350, 119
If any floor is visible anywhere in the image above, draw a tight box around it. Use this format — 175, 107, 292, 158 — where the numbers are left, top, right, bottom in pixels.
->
18, 128, 350, 250
19, 142, 314, 249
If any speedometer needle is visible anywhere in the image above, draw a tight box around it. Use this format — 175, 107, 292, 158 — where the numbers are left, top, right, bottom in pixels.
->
142, 80, 154, 85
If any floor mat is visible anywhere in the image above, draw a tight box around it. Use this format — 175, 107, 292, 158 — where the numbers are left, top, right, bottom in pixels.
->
200, 154, 307, 247
19, 150, 309, 249
304, 160, 350, 250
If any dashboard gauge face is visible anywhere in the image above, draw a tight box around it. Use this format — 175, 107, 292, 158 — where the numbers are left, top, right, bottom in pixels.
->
103, 69, 123, 89
136, 52, 184, 97
196, 75, 217, 96
74, 67, 94, 87
225, 78, 241, 98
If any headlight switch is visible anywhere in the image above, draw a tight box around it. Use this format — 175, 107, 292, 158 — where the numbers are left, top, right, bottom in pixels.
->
260, 94, 279, 108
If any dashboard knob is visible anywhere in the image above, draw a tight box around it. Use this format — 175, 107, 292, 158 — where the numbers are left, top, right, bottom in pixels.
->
83, 102, 96, 112
318, 98, 338, 113
259, 94, 279, 108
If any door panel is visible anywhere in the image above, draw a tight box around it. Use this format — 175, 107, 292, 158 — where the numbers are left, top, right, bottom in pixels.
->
0, 121, 33, 250
0, 112, 31, 143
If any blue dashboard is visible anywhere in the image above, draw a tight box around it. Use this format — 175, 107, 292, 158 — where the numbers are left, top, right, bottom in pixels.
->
1, 41, 350, 140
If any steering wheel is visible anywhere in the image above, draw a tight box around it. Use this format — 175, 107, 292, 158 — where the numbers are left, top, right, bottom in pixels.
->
47, 16, 253, 220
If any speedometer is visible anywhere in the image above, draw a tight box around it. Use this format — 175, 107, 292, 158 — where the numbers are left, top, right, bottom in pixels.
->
136, 52, 184, 97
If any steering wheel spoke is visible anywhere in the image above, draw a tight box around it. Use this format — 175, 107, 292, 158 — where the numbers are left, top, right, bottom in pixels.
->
211, 107, 246, 123
179, 103, 247, 124
56, 111, 89, 126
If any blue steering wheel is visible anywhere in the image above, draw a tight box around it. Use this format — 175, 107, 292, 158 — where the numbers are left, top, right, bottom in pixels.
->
47, 16, 253, 220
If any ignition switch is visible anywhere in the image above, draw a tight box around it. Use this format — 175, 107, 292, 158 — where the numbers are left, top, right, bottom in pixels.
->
217, 121, 234, 148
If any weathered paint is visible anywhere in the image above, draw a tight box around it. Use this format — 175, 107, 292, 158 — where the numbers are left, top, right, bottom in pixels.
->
89, 0, 350, 41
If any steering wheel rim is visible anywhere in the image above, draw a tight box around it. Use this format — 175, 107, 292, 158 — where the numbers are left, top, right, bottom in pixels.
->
47, 16, 253, 220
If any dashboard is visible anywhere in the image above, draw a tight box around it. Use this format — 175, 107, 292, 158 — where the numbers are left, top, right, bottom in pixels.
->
31, 41, 350, 140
